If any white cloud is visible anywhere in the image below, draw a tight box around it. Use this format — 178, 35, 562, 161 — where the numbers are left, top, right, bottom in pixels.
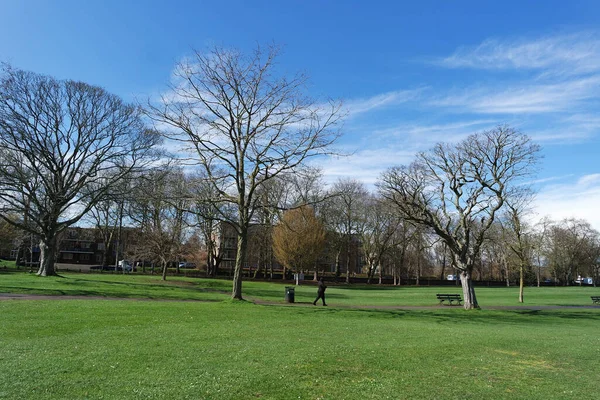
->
439, 32, 600, 75
430, 76, 600, 114
371, 119, 497, 145
344, 88, 424, 117
316, 147, 415, 187
533, 174, 600, 231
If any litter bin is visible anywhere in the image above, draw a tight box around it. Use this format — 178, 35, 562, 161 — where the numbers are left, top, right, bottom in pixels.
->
285, 286, 295, 303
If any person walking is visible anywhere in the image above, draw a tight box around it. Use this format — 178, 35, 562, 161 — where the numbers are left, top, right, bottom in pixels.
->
313, 277, 327, 306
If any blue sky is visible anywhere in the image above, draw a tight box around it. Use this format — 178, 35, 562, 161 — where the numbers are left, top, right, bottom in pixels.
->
2, 0, 600, 228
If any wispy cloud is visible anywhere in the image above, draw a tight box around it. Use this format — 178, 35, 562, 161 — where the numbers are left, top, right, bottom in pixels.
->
439, 32, 600, 76
371, 119, 497, 146
430, 76, 600, 114
429, 32, 600, 115
344, 88, 424, 117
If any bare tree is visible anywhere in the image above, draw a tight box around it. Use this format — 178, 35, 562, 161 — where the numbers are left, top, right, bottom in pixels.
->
379, 126, 540, 309
0, 65, 160, 276
188, 172, 233, 277
544, 218, 599, 285
359, 196, 401, 284
324, 179, 369, 283
501, 194, 535, 303
128, 167, 190, 280
148, 45, 342, 299
84, 178, 133, 269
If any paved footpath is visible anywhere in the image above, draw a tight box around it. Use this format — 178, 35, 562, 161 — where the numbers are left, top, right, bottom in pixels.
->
2, 292, 600, 310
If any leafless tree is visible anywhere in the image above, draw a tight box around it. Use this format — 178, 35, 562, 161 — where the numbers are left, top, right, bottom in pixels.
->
544, 218, 600, 285
128, 167, 190, 280
188, 171, 233, 277
359, 195, 402, 284
501, 193, 535, 302
0, 65, 160, 276
379, 126, 540, 309
84, 178, 134, 269
148, 45, 343, 299
323, 179, 369, 283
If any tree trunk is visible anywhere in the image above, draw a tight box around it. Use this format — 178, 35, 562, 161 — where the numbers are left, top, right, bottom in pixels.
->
459, 269, 479, 310
37, 237, 58, 277
439, 245, 446, 280
334, 250, 341, 281
519, 263, 524, 303
345, 244, 351, 284
101, 249, 108, 268
15, 244, 24, 267
366, 261, 374, 284
232, 229, 247, 300
378, 262, 383, 285
161, 259, 168, 281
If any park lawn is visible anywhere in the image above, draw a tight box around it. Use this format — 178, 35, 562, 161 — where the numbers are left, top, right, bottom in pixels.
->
1, 270, 600, 307
0, 271, 232, 302
1, 299, 599, 400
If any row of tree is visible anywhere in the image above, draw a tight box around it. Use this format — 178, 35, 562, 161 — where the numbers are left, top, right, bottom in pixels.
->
2, 45, 593, 309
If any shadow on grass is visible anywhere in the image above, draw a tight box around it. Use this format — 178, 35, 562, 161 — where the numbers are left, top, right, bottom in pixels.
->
279, 303, 600, 325
331, 285, 406, 291
0, 269, 34, 275
58, 276, 229, 294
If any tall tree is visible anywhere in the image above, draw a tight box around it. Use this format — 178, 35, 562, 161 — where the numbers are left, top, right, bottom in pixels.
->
325, 179, 369, 283
272, 205, 326, 278
128, 167, 190, 280
148, 45, 342, 299
359, 195, 401, 284
188, 171, 233, 278
501, 195, 535, 302
379, 126, 540, 309
84, 179, 132, 269
0, 65, 160, 276
545, 218, 599, 285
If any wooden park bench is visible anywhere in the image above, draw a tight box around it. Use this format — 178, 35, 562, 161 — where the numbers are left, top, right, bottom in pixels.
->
436, 293, 462, 306
591, 296, 600, 304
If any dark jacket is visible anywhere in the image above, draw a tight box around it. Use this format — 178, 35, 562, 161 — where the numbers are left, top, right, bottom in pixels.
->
317, 280, 327, 294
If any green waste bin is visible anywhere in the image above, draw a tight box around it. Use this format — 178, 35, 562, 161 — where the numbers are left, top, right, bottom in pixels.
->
285, 286, 295, 303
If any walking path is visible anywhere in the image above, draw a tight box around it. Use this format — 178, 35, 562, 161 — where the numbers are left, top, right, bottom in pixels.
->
2, 292, 599, 310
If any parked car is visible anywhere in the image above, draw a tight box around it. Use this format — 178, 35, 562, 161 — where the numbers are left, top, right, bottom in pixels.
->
119, 260, 135, 272
178, 262, 197, 269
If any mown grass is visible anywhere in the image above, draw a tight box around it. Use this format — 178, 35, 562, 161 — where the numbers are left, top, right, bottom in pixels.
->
1, 270, 600, 399
1, 299, 599, 399
1, 269, 599, 307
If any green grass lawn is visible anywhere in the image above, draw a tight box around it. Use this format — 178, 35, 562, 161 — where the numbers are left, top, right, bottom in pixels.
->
1, 270, 600, 399
1, 269, 599, 307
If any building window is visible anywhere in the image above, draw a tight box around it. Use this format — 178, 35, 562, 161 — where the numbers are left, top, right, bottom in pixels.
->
80, 254, 90, 261
96, 254, 103, 262
63, 253, 73, 260
97, 243, 105, 251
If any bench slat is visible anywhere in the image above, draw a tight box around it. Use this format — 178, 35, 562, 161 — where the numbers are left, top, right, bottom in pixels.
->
436, 293, 462, 306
